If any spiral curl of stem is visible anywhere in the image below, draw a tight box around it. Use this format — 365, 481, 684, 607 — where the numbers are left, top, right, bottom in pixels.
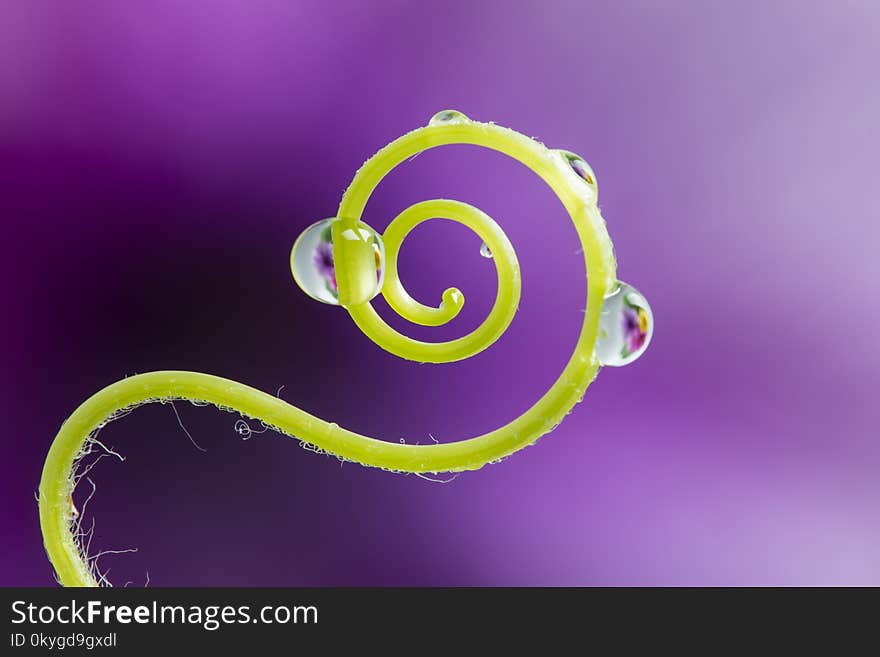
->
39, 115, 617, 586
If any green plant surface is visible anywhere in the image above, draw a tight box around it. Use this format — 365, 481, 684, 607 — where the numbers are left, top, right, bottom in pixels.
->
39, 115, 617, 586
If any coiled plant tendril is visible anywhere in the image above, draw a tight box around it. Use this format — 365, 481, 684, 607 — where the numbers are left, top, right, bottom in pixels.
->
39, 111, 653, 586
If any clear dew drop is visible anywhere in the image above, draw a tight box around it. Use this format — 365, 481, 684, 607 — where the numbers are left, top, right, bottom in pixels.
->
429, 109, 470, 126
557, 150, 597, 193
479, 242, 493, 258
595, 281, 653, 367
290, 218, 385, 305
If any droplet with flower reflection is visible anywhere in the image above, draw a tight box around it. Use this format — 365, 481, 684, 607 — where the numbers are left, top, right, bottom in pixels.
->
291, 218, 385, 305
595, 282, 652, 366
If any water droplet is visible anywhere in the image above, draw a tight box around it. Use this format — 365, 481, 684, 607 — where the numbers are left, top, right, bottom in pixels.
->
479, 242, 493, 258
429, 109, 470, 126
595, 282, 653, 367
291, 218, 385, 305
557, 150, 597, 192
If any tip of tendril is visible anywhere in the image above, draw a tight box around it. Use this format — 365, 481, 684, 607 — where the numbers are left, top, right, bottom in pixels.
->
440, 287, 465, 315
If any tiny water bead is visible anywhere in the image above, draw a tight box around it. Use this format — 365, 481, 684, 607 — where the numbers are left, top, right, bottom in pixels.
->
595, 282, 653, 367
479, 241, 493, 258
429, 109, 470, 126
557, 150, 597, 193
291, 218, 385, 305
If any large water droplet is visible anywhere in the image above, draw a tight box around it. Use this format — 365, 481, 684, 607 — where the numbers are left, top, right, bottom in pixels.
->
595, 282, 652, 366
429, 109, 470, 126
291, 218, 385, 305
557, 150, 597, 194
479, 242, 493, 258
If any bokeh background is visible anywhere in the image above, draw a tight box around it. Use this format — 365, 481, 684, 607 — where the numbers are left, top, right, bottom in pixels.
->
2, 1, 879, 586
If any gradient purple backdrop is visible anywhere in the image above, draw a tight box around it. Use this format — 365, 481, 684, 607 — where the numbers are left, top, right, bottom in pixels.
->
2, 1, 879, 586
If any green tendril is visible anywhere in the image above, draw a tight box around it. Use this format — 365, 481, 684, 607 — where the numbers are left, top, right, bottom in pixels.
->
39, 115, 618, 586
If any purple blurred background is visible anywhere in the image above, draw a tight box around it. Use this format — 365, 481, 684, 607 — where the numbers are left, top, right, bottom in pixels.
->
2, 1, 879, 586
